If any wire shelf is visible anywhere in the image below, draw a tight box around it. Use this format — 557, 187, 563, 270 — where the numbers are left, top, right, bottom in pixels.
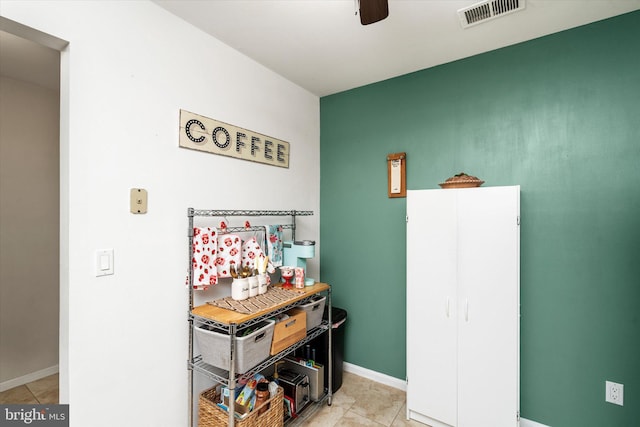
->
190, 293, 319, 332
189, 209, 313, 217
189, 322, 329, 386
187, 207, 324, 427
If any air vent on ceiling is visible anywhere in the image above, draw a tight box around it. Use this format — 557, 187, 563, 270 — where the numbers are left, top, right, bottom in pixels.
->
458, 0, 525, 28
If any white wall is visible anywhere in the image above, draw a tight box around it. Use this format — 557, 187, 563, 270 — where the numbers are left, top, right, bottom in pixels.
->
0, 76, 59, 387
1, 1, 320, 426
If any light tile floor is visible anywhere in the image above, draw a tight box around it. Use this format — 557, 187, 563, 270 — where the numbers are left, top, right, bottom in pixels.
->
0, 372, 427, 426
297, 371, 427, 426
0, 373, 59, 404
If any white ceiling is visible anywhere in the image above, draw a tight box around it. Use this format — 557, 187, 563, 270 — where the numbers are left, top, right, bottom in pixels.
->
2, 1, 639, 96
153, 0, 640, 96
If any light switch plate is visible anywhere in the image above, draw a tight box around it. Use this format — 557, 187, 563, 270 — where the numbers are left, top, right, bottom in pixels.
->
96, 249, 114, 277
130, 188, 148, 214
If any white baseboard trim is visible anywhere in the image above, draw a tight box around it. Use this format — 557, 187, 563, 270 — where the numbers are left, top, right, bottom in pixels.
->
343, 361, 407, 392
520, 418, 551, 427
0, 365, 59, 392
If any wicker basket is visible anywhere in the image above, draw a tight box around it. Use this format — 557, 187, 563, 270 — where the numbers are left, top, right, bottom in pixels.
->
199, 385, 284, 427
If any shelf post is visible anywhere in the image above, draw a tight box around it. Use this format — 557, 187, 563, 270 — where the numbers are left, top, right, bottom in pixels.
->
327, 286, 333, 406
228, 323, 237, 427
291, 210, 297, 241
187, 208, 195, 427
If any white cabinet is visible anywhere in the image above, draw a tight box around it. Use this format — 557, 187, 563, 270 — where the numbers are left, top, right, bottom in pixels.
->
406, 186, 520, 427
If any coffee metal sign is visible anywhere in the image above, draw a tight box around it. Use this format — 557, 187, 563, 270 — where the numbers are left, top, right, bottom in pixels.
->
179, 110, 289, 168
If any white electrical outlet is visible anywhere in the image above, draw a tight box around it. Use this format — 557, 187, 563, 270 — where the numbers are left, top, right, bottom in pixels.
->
606, 381, 624, 406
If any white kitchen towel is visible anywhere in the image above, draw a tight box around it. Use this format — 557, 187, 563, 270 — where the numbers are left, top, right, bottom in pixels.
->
191, 227, 218, 290
266, 225, 284, 267
216, 234, 242, 278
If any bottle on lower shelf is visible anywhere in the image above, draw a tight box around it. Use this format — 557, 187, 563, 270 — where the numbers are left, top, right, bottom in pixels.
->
255, 382, 270, 415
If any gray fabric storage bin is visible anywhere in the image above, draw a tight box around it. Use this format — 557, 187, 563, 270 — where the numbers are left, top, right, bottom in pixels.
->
296, 295, 326, 332
195, 319, 275, 373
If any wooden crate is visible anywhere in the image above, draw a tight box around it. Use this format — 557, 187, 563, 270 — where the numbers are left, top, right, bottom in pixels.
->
270, 309, 306, 355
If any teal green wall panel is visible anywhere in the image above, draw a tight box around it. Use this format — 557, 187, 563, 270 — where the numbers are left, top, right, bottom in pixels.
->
320, 11, 640, 427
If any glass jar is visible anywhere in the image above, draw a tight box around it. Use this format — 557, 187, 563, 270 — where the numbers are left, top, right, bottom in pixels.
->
254, 381, 270, 415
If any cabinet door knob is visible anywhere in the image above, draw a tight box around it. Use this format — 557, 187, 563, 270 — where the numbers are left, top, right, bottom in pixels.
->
465, 299, 469, 322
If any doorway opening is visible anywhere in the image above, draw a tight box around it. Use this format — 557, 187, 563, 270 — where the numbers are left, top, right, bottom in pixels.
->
0, 17, 68, 403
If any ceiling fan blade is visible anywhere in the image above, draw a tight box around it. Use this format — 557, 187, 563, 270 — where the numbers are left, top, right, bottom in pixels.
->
360, 0, 389, 25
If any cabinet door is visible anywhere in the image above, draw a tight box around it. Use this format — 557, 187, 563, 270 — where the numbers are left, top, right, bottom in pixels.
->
456, 186, 520, 427
407, 189, 458, 427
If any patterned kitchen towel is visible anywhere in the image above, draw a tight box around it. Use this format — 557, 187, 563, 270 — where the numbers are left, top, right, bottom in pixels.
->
242, 237, 276, 281
191, 227, 218, 290
241, 236, 264, 269
216, 234, 242, 277
266, 225, 284, 267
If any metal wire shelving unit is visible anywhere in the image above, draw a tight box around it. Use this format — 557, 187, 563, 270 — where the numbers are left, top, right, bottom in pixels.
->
187, 209, 332, 427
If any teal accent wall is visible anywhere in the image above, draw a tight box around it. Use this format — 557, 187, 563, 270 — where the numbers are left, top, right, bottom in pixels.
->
320, 11, 640, 427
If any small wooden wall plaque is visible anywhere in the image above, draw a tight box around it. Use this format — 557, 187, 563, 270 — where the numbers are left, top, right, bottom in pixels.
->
387, 152, 406, 198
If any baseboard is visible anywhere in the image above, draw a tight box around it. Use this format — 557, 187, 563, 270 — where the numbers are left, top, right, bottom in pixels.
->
0, 365, 59, 392
520, 418, 551, 427
343, 361, 407, 391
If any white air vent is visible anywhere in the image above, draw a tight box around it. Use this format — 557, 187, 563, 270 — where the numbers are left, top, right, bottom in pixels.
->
458, 0, 525, 28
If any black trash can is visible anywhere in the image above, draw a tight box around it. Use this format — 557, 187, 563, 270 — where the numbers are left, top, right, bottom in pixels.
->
297, 306, 347, 393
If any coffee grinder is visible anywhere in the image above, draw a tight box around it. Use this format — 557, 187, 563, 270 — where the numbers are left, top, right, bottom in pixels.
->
282, 240, 315, 286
